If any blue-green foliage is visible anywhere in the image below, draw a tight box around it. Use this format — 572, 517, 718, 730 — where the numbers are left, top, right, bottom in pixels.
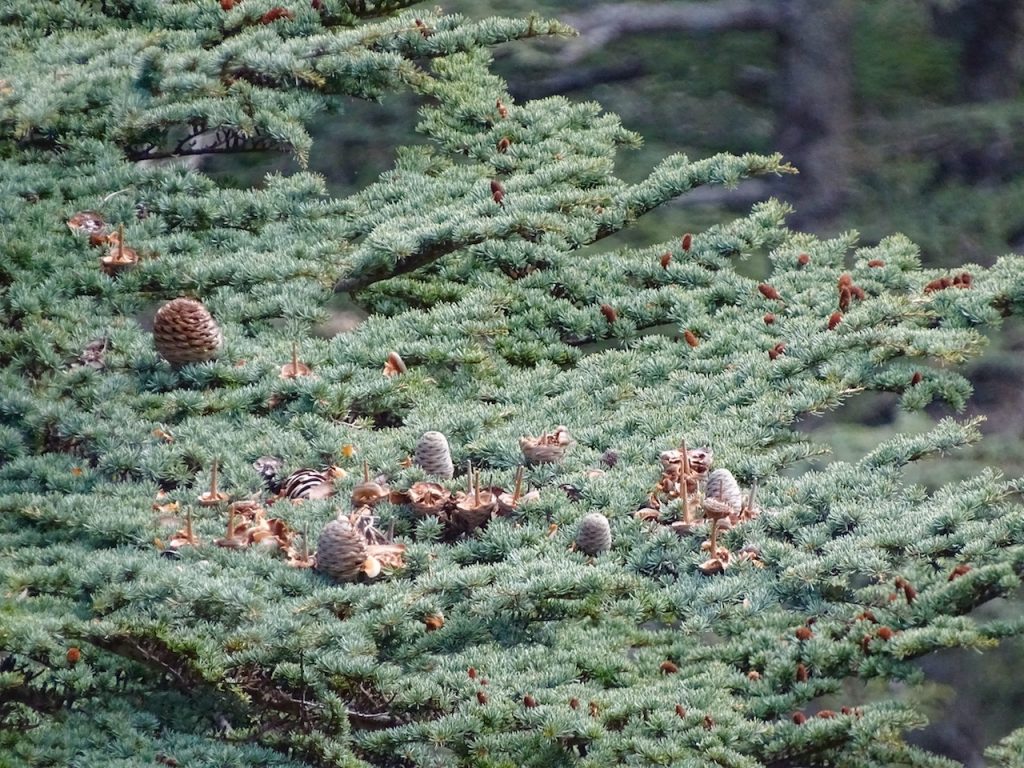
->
2, 2, 1024, 767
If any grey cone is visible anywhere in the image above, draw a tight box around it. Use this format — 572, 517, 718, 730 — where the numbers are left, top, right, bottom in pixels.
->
705, 468, 742, 512
576, 512, 612, 556
414, 431, 454, 479
315, 519, 367, 583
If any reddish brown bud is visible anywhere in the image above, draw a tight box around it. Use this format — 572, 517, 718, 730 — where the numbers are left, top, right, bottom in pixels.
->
768, 342, 786, 361
660, 251, 672, 269
311, 0, 323, 10
681, 233, 693, 251
838, 286, 852, 312
220, 0, 235, 8
490, 179, 505, 205
414, 18, 431, 37
792, 712, 807, 725
795, 663, 808, 682
867, 259, 885, 268
895, 576, 917, 604
957, 271, 973, 288
795, 626, 813, 641
588, 701, 599, 717
949, 563, 972, 581
910, 371, 923, 386
496, 99, 509, 119
797, 253, 810, 266
683, 330, 699, 348
497, 137, 511, 153
856, 610, 878, 623
260, 7, 295, 23
468, 666, 477, 679
569, 697, 580, 709
659, 660, 679, 674
703, 715, 714, 730
747, 670, 761, 681
477, 690, 488, 704
758, 283, 782, 301
850, 285, 866, 301
675, 704, 687, 718
523, 694, 538, 708
600, 304, 617, 324
66, 647, 81, 665
838, 273, 853, 289
827, 311, 842, 330
876, 626, 895, 641
817, 709, 836, 719
763, 312, 775, 325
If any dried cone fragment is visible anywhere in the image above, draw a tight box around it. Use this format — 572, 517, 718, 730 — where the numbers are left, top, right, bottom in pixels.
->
686, 446, 714, 477
315, 518, 368, 583
167, 508, 199, 549
280, 342, 312, 379
414, 431, 454, 479
100, 226, 137, 275
67, 211, 106, 235
521, 425, 572, 464
351, 461, 388, 507
497, 466, 538, 515
383, 351, 406, 377
453, 466, 497, 534
197, 458, 229, 506
407, 481, 449, 516
575, 512, 611, 556
153, 298, 223, 366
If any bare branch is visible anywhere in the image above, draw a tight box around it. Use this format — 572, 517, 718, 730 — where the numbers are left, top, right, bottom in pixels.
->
559, 0, 783, 63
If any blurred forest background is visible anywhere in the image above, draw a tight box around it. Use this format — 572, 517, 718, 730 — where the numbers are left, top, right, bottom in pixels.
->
199, 1, 1024, 763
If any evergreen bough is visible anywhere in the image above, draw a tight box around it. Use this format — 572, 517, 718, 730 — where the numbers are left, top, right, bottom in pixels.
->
2, 2, 1024, 766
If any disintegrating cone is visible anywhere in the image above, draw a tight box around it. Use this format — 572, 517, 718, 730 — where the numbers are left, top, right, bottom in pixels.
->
414, 431, 454, 478
407, 481, 449, 516
453, 490, 497, 534
521, 426, 572, 464
575, 512, 611, 556
686, 447, 714, 476
315, 519, 368, 583
705, 468, 742, 512
100, 245, 138, 276
153, 298, 222, 365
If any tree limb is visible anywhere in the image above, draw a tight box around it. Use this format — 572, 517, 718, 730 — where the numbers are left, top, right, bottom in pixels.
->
559, 0, 783, 63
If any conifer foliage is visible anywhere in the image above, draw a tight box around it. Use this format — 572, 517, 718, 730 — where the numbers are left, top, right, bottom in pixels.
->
3, 2, 1024, 766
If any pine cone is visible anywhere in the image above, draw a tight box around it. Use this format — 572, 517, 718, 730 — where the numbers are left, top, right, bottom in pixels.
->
153, 298, 222, 365
414, 431, 454, 478
575, 512, 611, 556
315, 519, 367, 583
705, 468, 742, 512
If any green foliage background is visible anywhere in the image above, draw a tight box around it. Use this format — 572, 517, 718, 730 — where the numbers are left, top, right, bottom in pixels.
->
2, 1, 1024, 766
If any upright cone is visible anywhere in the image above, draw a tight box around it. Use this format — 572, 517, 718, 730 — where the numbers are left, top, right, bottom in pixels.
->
153, 298, 222, 365
315, 519, 368, 583
705, 468, 742, 512
414, 431, 455, 479
576, 512, 612, 556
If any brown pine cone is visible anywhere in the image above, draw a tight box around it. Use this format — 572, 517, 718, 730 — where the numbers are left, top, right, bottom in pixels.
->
153, 298, 222, 365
